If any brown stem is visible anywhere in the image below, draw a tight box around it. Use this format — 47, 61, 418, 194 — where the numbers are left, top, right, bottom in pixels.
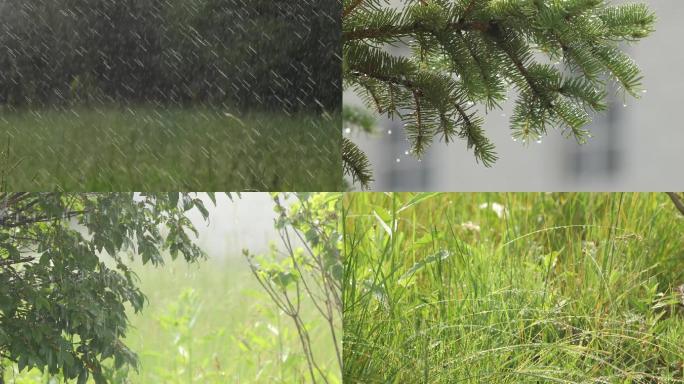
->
667, 192, 684, 216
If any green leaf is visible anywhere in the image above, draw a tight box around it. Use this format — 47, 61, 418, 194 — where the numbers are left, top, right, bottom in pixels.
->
207, 192, 217, 205
398, 250, 452, 286
168, 193, 179, 208
397, 193, 440, 213
77, 369, 88, 384
194, 199, 209, 220
373, 210, 393, 238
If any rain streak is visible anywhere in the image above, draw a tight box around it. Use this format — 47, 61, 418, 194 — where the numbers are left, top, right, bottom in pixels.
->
0, 0, 341, 191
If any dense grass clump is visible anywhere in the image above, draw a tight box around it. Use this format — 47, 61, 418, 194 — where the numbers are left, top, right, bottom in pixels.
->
0, 107, 340, 191
343, 193, 684, 383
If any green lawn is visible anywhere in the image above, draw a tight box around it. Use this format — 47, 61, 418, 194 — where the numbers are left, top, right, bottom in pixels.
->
0, 106, 340, 191
343, 193, 684, 383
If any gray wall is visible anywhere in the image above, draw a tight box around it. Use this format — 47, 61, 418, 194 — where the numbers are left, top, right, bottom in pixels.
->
346, 1, 683, 191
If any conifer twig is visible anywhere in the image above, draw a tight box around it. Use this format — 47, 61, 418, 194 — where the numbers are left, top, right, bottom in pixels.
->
343, 0, 366, 18
342, 0, 655, 187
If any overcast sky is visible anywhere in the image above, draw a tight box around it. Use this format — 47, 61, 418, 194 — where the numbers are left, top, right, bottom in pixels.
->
185, 193, 281, 261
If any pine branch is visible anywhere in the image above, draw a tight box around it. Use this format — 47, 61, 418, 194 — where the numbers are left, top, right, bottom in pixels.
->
342, 0, 655, 187
342, 138, 373, 189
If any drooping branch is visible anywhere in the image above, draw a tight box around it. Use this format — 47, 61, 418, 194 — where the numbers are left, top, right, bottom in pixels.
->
342, 0, 655, 187
667, 192, 684, 216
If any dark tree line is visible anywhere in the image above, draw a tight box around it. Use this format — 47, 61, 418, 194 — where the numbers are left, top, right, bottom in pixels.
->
0, 0, 340, 112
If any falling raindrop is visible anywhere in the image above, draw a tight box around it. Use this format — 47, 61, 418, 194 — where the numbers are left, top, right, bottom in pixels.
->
0, 0, 341, 190
395, 158, 401, 163
387, 129, 393, 135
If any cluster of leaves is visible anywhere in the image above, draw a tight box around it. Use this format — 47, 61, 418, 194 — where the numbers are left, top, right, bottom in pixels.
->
0, 193, 216, 383
343, 0, 655, 188
0, 0, 340, 112
244, 193, 342, 383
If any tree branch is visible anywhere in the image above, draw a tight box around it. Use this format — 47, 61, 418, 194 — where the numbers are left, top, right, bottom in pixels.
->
343, 20, 490, 41
0, 210, 89, 229
667, 192, 684, 216
0, 256, 34, 267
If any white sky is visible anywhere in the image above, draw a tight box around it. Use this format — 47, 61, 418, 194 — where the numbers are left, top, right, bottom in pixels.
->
185, 193, 282, 260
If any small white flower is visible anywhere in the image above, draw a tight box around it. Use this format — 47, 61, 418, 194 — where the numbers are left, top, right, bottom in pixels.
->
479, 202, 505, 218
461, 221, 480, 232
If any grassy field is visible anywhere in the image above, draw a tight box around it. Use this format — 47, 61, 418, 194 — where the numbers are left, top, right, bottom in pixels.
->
3, 258, 340, 383
343, 193, 684, 383
0, 106, 340, 191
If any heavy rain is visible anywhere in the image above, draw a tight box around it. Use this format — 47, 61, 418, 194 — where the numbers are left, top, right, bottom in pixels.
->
0, 0, 341, 191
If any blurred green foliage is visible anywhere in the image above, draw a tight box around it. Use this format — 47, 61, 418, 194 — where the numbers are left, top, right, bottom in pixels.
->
0, 0, 340, 112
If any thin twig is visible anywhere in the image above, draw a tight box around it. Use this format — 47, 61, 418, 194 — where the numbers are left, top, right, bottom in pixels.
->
343, 0, 366, 19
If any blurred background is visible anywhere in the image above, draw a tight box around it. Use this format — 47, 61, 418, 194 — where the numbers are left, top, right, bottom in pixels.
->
124, 193, 338, 383
346, 1, 683, 191
186, 193, 279, 258
128, 193, 285, 383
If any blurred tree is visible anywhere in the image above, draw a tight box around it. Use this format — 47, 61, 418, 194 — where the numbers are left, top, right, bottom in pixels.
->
0, 0, 340, 112
342, 0, 655, 188
0, 193, 216, 383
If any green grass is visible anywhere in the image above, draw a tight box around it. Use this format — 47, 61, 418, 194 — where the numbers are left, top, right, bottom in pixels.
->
0, 106, 340, 191
126, 258, 340, 383
343, 193, 684, 383
3, 258, 340, 383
